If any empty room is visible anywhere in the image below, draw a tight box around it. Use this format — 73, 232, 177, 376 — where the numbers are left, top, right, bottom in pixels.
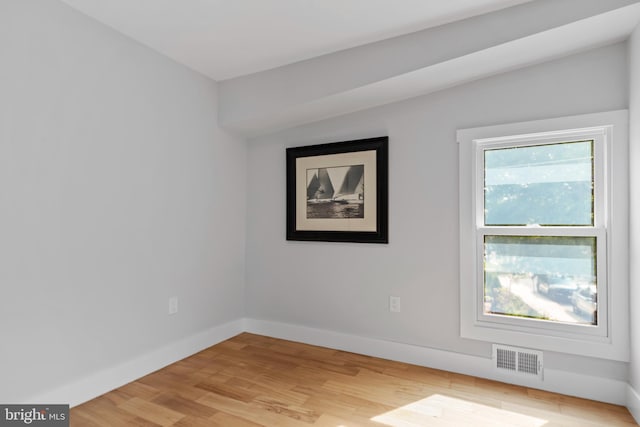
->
3, 0, 640, 425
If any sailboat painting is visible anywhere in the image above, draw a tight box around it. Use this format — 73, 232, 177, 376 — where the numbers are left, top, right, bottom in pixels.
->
306, 165, 365, 219
286, 136, 388, 243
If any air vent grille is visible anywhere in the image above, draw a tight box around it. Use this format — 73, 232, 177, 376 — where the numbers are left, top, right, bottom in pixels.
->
518, 351, 539, 375
496, 347, 516, 371
493, 344, 543, 380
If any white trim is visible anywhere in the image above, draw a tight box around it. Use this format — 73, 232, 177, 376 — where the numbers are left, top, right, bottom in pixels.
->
21, 317, 632, 409
27, 319, 245, 408
626, 385, 640, 425
457, 110, 629, 361
245, 318, 627, 405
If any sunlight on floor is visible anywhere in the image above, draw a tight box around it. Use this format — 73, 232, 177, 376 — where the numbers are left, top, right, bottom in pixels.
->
370, 394, 548, 427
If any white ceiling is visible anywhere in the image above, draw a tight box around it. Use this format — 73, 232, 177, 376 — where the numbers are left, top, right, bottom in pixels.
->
60, 0, 533, 81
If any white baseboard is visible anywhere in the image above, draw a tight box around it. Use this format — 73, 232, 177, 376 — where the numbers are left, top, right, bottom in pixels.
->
29, 319, 245, 407
28, 317, 630, 409
244, 318, 628, 406
627, 384, 640, 424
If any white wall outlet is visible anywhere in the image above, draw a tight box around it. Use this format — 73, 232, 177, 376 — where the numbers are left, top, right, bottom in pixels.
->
389, 296, 401, 313
168, 297, 178, 315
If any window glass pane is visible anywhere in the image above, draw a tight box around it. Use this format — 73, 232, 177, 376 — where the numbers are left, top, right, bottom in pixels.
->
484, 141, 593, 226
484, 235, 597, 326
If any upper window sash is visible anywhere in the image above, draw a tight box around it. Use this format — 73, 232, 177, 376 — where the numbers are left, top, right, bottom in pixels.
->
474, 129, 607, 230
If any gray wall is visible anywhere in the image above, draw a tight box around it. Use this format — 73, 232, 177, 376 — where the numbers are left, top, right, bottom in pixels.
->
246, 42, 629, 380
2, 0, 635, 404
629, 24, 640, 390
0, 0, 246, 401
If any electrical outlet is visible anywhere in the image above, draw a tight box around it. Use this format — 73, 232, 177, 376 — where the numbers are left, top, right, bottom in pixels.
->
389, 296, 401, 313
169, 297, 178, 315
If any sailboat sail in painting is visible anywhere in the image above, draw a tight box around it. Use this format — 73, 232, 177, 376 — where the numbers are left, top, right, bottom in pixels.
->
335, 165, 364, 202
307, 168, 334, 200
306, 165, 364, 219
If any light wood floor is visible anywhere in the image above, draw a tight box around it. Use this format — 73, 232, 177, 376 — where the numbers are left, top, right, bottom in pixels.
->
71, 333, 637, 426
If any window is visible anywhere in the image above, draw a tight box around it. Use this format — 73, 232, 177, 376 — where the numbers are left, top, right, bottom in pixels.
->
457, 111, 629, 361
479, 136, 605, 335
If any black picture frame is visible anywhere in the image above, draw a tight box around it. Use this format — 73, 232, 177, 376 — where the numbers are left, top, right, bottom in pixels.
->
286, 136, 388, 243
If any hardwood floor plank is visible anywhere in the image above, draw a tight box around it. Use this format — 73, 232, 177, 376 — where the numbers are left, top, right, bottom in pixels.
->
208, 411, 265, 427
137, 372, 210, 402
117, 397, 185, 426
195, 379, 261, 403
197, 391, 311, 427
251, 395, 320, 423
72, 399, 160, 427
115, 381, 163, 401
225, 376, 310, 407
70, 333, 637, 426
150, 392, 218, 418
170, 415, 218, 427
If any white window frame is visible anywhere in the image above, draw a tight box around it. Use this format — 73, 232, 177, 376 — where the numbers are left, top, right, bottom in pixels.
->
457, 110, 629, 361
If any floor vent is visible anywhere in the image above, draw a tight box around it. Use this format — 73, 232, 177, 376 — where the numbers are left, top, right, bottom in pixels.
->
492, 344, 543, 380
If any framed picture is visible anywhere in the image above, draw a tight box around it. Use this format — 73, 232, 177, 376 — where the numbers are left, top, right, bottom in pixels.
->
286, 136, 388, 243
